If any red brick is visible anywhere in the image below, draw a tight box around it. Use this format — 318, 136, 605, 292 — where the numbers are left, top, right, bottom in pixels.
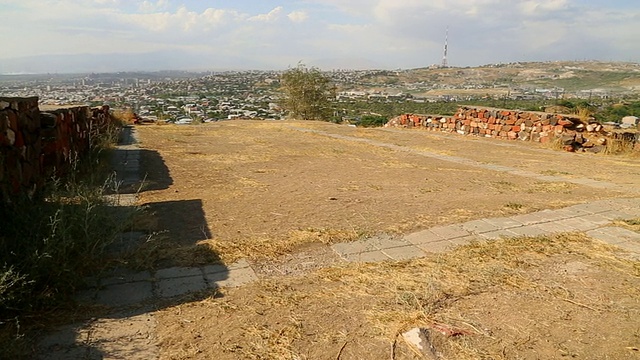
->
511, 126, 521, 132
554, 125, 564, 133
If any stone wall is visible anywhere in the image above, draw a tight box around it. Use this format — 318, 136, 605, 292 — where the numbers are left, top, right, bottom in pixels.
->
0, 97, 113, 202
385, 106, 638, 153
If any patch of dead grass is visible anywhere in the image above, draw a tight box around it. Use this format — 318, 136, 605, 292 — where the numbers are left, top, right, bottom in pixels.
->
156, 233, 639, 359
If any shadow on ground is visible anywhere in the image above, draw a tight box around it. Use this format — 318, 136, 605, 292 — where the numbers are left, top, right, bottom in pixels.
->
34, 127, 232, 360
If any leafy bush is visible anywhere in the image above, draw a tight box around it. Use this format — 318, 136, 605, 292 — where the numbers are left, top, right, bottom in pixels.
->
357, 115, 388, 127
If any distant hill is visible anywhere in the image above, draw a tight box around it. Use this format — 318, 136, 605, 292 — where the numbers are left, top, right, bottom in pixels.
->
359, 61, 640, 95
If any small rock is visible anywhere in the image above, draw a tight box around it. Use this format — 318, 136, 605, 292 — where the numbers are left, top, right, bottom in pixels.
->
402, 328, 439, 360
585, 145, 604, 153
6, 129, 15, 145
328, 197, 338, 201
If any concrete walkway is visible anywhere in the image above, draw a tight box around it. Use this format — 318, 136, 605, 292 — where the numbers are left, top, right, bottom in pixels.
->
332, 197, 640, 262
36, 126, 640, 359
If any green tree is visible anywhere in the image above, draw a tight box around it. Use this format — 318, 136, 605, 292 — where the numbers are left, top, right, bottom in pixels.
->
280, 63, 335, 121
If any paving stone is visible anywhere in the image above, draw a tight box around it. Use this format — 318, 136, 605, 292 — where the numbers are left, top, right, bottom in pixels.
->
417, 240, 454, 253
96, 281, 153, 307
507, 225, 550, 237
156, 275, 207, 298
155, 266, 202, 279
533, 221, 577, 233
577, 214, 612, 226
598, 210, 638, 221
428, 224, 470, 239
208, 267, 258, 288
544, 209, 580, 220
381, 245, 426, 260
370, 236, 408, 250
533, 209, 572, 223
599, 227, 640, 241
483, 217, 524, 229
509, 212, 551, 225
479, 229, 518, 240
556, 217, 600, 231
618, 241, 640, 253
101, 269, 153, 286
202, 264, 227, 275
461, 219, 499, 234
404, 229, 443, 245
565, 203, 609, 215
331, 240, 377, 255
613, 198, 640, 209
586, 229, 627, 245
342, 250, 390, 262
228, 258, 252, 270
448, 235, 480, 246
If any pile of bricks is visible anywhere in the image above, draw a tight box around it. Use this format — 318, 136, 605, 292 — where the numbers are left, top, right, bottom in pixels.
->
452, 106, 595, 144
0, 97, 113, 202
384, 113, 450, 128
384, 106, 637, 153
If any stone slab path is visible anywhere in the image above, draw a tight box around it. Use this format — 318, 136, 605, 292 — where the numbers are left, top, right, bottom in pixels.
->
36, 126, 640, 359
38, 126, 259, 360
331, 197, 640, 262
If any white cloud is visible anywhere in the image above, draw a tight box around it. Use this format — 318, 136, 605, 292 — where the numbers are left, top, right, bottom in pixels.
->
247, 6, 283, 22
139, 0, 169, 13
1, 0, 639, 70
287, 10, 308, 23
521, 0, 569, 15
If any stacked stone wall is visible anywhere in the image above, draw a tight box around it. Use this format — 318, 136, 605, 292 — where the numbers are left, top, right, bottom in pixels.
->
385, 106, 639, 153
0, 97, 113, 202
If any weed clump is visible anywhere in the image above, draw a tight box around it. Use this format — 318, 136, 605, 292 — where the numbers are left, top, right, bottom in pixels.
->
0, 118, 127, 317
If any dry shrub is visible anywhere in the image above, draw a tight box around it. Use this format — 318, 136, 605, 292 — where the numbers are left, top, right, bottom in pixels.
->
603, 138, 635, 155
112, 108, 136, 125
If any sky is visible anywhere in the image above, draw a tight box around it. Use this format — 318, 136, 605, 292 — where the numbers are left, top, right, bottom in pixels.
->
0, 0, 639, 73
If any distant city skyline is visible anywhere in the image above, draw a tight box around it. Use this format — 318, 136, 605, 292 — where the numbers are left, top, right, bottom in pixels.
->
1, 0, 639, 73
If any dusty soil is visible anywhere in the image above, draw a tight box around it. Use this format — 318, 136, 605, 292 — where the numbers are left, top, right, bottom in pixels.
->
133, 120, 634, 266
155, 234, 640, 360
126, 120, 640, 359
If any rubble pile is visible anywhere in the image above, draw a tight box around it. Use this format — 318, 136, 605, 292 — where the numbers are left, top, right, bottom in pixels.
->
385, 106, 639, 153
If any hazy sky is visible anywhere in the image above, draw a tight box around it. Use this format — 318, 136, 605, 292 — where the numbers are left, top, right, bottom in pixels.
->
1, 0, 639, 71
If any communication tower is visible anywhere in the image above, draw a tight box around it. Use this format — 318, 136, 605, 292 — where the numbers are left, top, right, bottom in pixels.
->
441, 27, 449, 68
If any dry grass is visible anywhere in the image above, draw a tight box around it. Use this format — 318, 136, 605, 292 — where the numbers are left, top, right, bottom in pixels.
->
612, 218, 640, 232
156, 232, 640, 359
199, 227, 365, 264
603, 138, 636, 155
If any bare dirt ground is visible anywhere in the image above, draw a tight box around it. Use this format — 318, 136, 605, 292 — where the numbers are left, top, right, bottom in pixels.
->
130, 120, 639, 359
134, 121, 636, 265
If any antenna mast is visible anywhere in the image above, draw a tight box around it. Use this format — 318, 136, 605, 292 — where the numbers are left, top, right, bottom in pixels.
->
441, 26, 449, 68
